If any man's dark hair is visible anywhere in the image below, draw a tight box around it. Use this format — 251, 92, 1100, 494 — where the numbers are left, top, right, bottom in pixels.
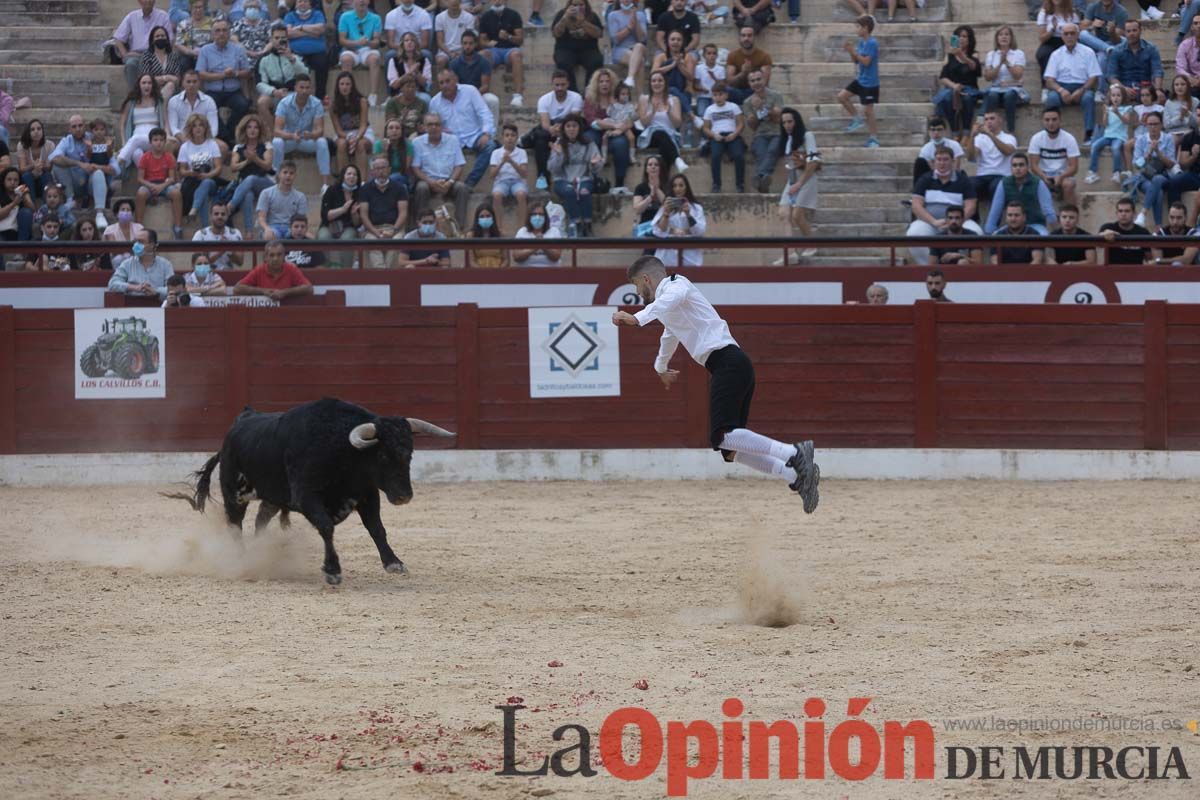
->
1009, 151, 1028, 165
294, 73, 312, 84
460, 29, 477, 42
1005, 200, 1025, 211
551, 68, 570, 82
945, 205, 964, 217
166, 273, 186, 288
40, 214, 60, 227
1042, 107, 1060, 118
1060, 203, 1079, 214
856, 14, 875, 31
417, 207, 436, 221
927, 116, 947, 129
1116, 197, 1136, 210
933, 144, 955, 160
627, 255, 666, 281
289, 214, 308, 225
265, 239, 286, 251
143, 229, 158, 245
149, 127, 167, 140
1169, 201, 1188, 214
927, 269, 946, 280
502, 122, 518, 135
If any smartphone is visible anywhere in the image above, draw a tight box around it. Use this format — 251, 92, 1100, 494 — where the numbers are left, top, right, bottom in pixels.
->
949, 34, 960, 49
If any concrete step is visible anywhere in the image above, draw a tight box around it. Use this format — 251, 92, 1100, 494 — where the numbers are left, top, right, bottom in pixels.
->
0, 24, 110, 48
0, 48, 99, 65
806, 0, 950, 23
821, 33, 944, 62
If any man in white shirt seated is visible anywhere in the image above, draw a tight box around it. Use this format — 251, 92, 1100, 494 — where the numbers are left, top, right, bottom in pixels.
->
1043, 24, 1102, 142
965, 110, 1019, 214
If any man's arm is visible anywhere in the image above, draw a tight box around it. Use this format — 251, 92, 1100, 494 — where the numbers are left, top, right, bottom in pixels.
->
984, 183, 1004, 234
1037, 181, 1057, 228
107, 259, 133, 293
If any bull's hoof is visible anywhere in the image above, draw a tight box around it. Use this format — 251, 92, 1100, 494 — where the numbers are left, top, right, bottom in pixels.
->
384, 561, 408, 575
324, 571, 343, 586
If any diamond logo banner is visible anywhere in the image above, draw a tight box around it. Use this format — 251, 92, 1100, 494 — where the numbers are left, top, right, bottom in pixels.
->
528, 307, 621, 398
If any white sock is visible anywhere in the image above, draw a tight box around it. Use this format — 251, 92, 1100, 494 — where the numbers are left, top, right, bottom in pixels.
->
734, 451, 792, 480
720, 428, 795, 462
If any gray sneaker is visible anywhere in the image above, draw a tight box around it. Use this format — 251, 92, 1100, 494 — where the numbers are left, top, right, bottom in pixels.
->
786, 440, 820, 514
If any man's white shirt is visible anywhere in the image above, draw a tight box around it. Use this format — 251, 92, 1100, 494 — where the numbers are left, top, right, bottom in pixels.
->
633, 274, 738, 373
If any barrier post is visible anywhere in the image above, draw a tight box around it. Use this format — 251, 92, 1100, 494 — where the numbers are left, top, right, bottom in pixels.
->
455, 303, 480, 449
913, 300, 938, 447
0, 306, 14, 454
1143, 300, 1168, 450
225, 304, 250, 414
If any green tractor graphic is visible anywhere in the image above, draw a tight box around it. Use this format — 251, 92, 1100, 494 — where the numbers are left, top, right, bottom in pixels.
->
79, 316, 161, 380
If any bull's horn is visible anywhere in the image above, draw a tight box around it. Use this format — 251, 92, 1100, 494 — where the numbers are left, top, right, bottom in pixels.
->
408, 418, 457, 438
349, 422, 379, 449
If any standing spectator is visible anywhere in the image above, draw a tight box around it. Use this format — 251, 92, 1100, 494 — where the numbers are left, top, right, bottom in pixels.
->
331, 71, 375, 179
231, 0, 273, 69
50, 115, 116, 225
725, 25, 772, 105
552, 0, 604, 94
633, 154, 670, 239
525, 70, 584, 190
1080, 0, 1127, 68
1086, 84, 1135, 184
702, 83, 745, 194
184, 253, 227, 295
1178, 16, 1200, 101
1044, 203, 1096, 264
168, 70, 220, 152
991, 201, 1045, 263
584, 69, 635, 191
255, 27, 309, 126
638, 72, 689, 176
549, 114, 603, 237
965, 110, 1017, 205
652, 173, 706, 267
743, 69, 783, 193
435, 0, 477, 69
385, 75, 431, 141
932, 26, 982, 138
1130, 111, 1176, 228
107, 229, 174, 299
512, 202, 564, 267
1098, 196, 1151, 263
478, 0, 527, 107
837, 15, 881, 149
235, 239, 315, 299
271, 74, 334, 191
174, 0, 216, 64
385, 0, 434, 64
102, 197, 146, 242
134, 127, 184, 233
139, 24, 188, 100
1164, 76, 1197, 146
398, 207, 451, 268
1150, 202, 1192, 263
255, 159, 307, 239
465, 203, 507, 267
450, 31, 501, 124
70, 218, 113, 271
982, 26, 1030, 135
1028, 107, 1080, 207
429, 69, 497, 190
337, 0, 384, 108
228, 114, 275, 231
411, 113, 469, 228
1035, 0, 1080, 76
775, 108, 820, 263
487, 122, 529, 227
319, 163, 362, 266
17, 120, 53, 202
1106, 20, 1162, 102
282, 214, 326, 267
388, 32, 434, 102
606, 0, 647, 95
358, 155, 410, 268
0, 166, 34, 242
284, 0, 331, 101
178, 113, 225, 231
116, 75, 168, 172
373, 118, 410, 187
906, 145, 982, 265
1043, 24, 1100, 141
656, 0, 701, 56
197, 18, 252, 143
192, 200, 244, 269
731, 0, 772, 32
112, 0, 175, 94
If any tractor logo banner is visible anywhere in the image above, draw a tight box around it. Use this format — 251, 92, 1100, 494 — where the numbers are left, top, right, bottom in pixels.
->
74, 308, 166, 399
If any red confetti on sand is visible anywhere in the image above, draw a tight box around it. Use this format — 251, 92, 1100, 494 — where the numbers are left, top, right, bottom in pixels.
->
547, 660, 563, 668
633, 680, 649, 690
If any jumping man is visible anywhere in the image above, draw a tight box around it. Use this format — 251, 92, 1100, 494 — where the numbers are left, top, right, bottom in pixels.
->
612, 255, 820, 512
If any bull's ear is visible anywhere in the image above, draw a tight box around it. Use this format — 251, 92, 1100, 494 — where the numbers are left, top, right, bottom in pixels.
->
349, 422, 379, 449
406, 418, 457, 438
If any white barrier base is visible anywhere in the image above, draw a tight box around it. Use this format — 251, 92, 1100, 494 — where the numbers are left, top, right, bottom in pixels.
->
3, 449, 1200, 487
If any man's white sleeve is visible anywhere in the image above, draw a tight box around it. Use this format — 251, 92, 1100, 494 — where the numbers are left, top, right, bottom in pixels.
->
653, 328, 680, 374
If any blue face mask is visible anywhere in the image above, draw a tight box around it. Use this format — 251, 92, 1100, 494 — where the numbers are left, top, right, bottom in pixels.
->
478, 216, 493, 229
530, 214, 545, 228
132, 242, 145, 257
244, 7, 262, 21
194, 264, 211, 280
419, 223, 436, 236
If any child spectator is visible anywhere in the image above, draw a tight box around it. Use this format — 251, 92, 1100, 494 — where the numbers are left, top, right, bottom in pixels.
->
465, 203, 508, 267
25, 215, 71, 271
1163, 75, 1197, 146
693, 43, 727, 123
837, 15, 881, 149
701, 83, 746, 194
1086, 84, 1135, 184
33, 184, 77, 233
70, 218, 112, 271
487, 123, 530, 227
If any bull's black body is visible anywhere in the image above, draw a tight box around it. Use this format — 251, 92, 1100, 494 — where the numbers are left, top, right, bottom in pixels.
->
174, 397, 441, 584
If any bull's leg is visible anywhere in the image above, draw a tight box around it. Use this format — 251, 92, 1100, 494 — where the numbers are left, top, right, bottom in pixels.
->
219, 466, 248, 542
356, 494, 405, 574
253, 502, 281, 534
299, 501, 342, 585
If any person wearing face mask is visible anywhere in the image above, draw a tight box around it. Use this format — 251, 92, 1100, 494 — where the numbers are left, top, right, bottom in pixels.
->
319, 163, 363, 267
111, 0, 174, 93
185, 252, 228, 294
358, 155, 410, 268
138, 24, 188, 100
231, 1, 274, 69
107, 229, 175, 298
284, 0, 331, 101
466, 203, 508, 267
512, 203, 563, 266
102, 197, 147, 242
398, 207, 451, 267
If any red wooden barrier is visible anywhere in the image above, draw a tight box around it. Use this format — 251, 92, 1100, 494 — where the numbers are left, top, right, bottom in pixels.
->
0, 302, 1193, 455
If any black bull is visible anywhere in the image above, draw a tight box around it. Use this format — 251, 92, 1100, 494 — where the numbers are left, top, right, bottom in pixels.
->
166, 398, 455, 584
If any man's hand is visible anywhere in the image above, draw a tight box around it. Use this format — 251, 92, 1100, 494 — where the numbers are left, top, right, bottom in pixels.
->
1058, 87, 1071, 101
658, 368, 680, 389
137, 283, 157, 296
611, 310, 639, 326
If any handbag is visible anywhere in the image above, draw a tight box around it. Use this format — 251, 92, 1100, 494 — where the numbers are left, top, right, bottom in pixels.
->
593, 176, 612, 195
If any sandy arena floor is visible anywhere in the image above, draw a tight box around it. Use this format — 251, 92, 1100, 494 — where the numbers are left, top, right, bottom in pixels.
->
2, 479, 1198, 799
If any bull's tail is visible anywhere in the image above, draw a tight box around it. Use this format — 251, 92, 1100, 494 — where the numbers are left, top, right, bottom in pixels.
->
160, 453, 221, 512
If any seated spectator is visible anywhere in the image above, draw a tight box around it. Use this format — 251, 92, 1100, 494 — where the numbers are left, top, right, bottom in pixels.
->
192, 199, 244, 269
113, 0, 174, 94
865, 284, 889, 304
653, 30, 697, 144
1028, 107, 1080, 207
984, 153, 1055, 237
732, 0, 772, 32
271, 74, 334, 191
1178, 16, 1200, 101
373, 118, 410, 188
24, 216, 71, 271
107, 229, 174, 299
50, 115, 117, 227
331, 71, 375, 178
914, 117, 963, 186
256, 26, 309, 125
174, 0, 220, 65
229, 114, 275, 231
1099, 196, 1151, 263
255, 159, 307, 239
702, 83, 746, 194
235, 239, 315, 298
139, 25, 188, 100
134, 127, 184, 230
513, 201, 564, 266
338, 0, 384, 107
982, 25, 1031, 133
319, 164, 362, 266
1168, 107, 1200, 225
991, 201, 1045, 263
0, 88, 30, 145
552, 0, 604, 93
846, 0, 915, 24
166, 0, 191, 27
358, 155, 410, 268
605, 0, 647, 95
399, 207, 451, 267
837, 15, 881, 149
1043, 24, 1100, 141
632, 154, 670, 239
430, 68, 497, 189
478, 0, 527, 107
1036, 0, 1080, 76
466, 203, 507, 267
163, 272, 207, 306
1087, 84, 1135, 184
411, 112, 469, 227
185, 252, 228, 295
584, 68, 635, 191
549, 114, 602, 237
70, 218, 113, 271
1129, 111, 1176, 228
435, 0, 476, 69
965, 110, 1017, 205
0, 166, 34, 242
451, 31, 501, 123
116, 75, 168, 172
775, 108, 820, 262
281, 214, 325, 267
638, 72, 689, 177
693, 43, 727, 125
33, 183, 76, 233
284, 0, 330, 101
525, 70, 584, 190
385, 0, 434, 69
1124, 83, 1165, 169
1106, 20, 1161, 103
197, 19, 252, 143
725, 25, 772, 106
743, 69, 784, 193
103, 197, 146, 242
1080, 0, 1126, 64
384, 74, 430, 140
1164, 76, 1196, 146
17, 120, 53, 202
178, 112, 226, 233
1150, 201, 1192, 264
388, 32, 434, 102
231, 0, 273, 68
652, 173, 706, 267
906, 146, 983, 265
926, 269, 952, 301
487, 123, 529, 227
168, 71, 220, 155
933, 26, 982, 138
1044, 202, 1096, 264
657, 0, 700, 56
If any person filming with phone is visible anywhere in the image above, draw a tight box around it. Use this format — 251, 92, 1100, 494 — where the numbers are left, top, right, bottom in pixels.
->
651, 172, 707, 267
